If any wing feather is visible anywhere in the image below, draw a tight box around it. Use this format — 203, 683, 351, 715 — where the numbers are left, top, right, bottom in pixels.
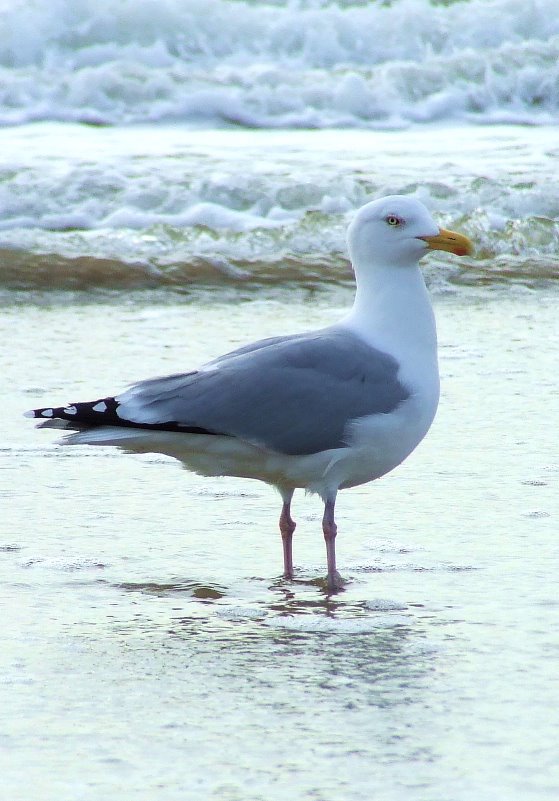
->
115, 327, 409, 455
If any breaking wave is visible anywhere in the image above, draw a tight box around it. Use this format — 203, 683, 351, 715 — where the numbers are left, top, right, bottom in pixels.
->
0, 0, 558, 128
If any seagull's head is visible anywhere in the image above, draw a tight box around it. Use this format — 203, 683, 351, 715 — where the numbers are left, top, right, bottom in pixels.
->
347, 195, 472, 269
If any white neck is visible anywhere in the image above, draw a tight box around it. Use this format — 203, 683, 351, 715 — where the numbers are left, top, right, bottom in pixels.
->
341, 262, 438, 359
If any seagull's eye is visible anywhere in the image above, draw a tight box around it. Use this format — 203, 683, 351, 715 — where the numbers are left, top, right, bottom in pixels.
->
386, 215, 402, 227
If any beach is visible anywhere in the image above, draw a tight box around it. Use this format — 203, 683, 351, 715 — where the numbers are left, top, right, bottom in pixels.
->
1, 1, 558, 799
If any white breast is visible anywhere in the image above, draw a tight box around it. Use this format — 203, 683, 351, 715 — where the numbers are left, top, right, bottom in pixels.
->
328, 261, 441, 492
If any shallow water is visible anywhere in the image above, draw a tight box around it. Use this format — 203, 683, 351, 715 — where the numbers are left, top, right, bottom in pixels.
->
2, 285, 558, 800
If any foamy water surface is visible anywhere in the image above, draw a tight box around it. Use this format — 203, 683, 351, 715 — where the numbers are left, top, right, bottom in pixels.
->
1, 123, 558, 290
1, 0, 558, 128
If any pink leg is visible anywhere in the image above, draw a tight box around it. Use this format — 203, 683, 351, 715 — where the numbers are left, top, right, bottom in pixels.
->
279, 494, 296, 579
322, 495, 344, 592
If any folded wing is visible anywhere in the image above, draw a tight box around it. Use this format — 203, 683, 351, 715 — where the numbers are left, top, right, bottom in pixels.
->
114, 327, 409, 456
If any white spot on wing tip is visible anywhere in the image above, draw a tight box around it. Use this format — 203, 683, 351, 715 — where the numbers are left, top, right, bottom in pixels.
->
41, 409, 54, 418
92, 402, 107, 413
23, 410, 35, 418
64, 406, 77, 415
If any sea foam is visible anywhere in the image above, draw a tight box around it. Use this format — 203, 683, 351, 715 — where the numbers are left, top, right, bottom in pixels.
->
0, 0, 558, 128
0, 121, 558, 290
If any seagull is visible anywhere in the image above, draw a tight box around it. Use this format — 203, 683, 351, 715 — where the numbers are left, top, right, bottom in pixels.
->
26, 195, 472, 592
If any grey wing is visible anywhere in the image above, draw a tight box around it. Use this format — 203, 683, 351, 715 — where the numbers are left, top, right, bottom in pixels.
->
116, 328, 410, 456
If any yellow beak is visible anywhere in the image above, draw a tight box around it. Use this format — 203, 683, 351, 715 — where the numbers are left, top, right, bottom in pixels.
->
421, 228, 473, 257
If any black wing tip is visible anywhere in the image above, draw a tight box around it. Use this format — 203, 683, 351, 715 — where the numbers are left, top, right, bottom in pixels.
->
24, 398, 120, 424
24, 399, 226, 438
24, 407, 57, 419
